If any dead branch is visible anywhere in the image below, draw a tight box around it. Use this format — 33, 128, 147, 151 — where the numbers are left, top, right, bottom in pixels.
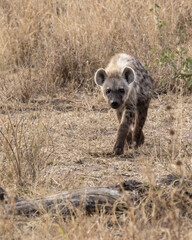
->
0, 180, 145, 217
0, 175, 180, 217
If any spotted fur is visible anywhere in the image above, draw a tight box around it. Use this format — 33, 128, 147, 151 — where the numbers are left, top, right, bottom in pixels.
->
94, 53, 153, 155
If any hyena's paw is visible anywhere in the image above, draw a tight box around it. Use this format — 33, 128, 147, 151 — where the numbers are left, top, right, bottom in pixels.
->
134, 131, 145, 149
113, 145, 124, 155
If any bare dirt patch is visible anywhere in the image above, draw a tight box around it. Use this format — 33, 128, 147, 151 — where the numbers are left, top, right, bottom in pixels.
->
1, 92, 191, 190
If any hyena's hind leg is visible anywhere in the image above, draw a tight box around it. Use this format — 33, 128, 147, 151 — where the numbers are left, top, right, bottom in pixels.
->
133, 99, 150, 148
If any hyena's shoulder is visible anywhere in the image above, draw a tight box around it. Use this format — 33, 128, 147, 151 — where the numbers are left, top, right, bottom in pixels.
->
106, 53, 153, 85
114, 54, 154, 99
105, 53, 148, 75
119, 54, 154, 91
129, 57, 153, 100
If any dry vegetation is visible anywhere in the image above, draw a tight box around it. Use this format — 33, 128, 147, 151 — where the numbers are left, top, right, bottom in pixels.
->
0, 0, 192, 239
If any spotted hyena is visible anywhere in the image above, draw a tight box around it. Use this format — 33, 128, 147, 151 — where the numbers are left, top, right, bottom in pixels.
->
94, 53, 153, 155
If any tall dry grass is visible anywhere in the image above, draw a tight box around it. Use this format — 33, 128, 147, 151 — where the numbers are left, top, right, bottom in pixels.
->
0, 0, 191, 102
0, 112, 54, 189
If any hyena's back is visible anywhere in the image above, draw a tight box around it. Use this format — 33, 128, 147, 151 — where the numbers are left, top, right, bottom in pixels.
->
106, 53, 153, 99
105, 53, 136, 74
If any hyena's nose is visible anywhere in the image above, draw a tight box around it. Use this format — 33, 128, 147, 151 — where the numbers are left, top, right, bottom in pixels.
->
111, 101, 119, 109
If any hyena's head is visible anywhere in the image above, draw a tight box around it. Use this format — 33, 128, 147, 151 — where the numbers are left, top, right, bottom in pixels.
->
94, 67, 135, 109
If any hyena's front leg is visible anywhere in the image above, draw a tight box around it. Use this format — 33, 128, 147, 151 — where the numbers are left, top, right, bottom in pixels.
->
133, 100, 150, 148
113, 106, 136, 155
116, 109, 132, 150
126, 128, 133, 146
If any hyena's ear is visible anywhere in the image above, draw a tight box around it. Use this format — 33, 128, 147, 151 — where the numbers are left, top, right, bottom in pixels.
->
94, 68, 107, 86
122, 67, 135, 84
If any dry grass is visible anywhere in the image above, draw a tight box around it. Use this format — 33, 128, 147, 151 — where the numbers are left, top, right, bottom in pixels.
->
0, 92, 191, 239
0, 0, 192, 239
0, 0, 192, 101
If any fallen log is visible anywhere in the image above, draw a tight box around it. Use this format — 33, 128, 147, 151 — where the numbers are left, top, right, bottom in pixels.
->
0, 180, 145, 217
0, 175, 181, 217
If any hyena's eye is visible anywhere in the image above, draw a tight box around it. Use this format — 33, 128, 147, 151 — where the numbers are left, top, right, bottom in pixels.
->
106, 89, 111, 94
119, 88, 125, 94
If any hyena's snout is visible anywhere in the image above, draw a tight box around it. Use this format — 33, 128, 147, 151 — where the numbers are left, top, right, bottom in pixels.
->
109, 96, 123, 109
110, 100, 120, 109
108, 93, 123, 109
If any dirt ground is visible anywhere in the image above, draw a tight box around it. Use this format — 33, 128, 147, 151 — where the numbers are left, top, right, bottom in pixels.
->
0, 91, 192, 239
1, 91, 191, 196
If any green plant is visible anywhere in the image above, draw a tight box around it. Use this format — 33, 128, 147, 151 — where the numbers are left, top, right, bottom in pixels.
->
157, 47, 192, 91
150, 3, 192, 93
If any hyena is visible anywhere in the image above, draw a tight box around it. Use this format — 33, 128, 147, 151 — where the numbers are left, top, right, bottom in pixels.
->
94, 53, 153, 155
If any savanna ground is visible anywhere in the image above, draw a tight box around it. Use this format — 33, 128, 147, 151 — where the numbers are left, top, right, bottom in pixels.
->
0, 0, 192, 239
